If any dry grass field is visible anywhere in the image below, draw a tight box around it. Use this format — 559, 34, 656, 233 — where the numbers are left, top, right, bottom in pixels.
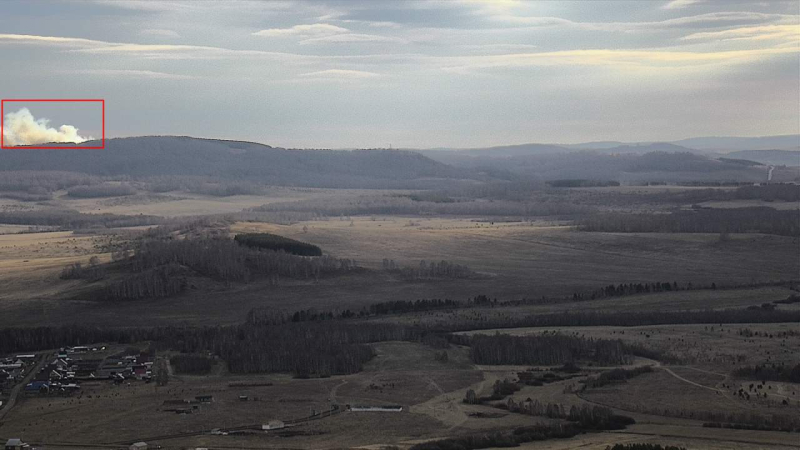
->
0, 214, 796, 327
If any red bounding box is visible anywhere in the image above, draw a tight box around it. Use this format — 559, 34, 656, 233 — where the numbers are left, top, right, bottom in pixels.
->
1, 99, 105, 149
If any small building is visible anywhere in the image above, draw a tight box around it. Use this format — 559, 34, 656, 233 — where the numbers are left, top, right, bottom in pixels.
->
348, 405, 403, 412
238, 395, 249, 401
195, 395, 213, 403
5, 438, 29, 450
25, 381, 50, 394
262, 420, 285, 430
129, 442, 148, 450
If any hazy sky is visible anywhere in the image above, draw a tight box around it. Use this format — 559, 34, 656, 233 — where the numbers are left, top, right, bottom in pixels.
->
1, 0, 798, 148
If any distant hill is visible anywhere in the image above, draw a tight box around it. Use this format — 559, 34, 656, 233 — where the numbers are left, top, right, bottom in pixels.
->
422, 142, 697, 158
598, 143, 697, 154
0, 136, 470, 189
671, 135, 800, 151
421, 143, 567, 158
421, 148, 769, 183
726, 150, 800, 166
561, 141, 628, 150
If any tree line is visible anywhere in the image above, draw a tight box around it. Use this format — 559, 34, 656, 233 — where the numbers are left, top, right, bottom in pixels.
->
434, 308, 800, 333
453, 332, 631, 366
504, 400, 635, 431
170, 354, 217, 375
0, 209, 163, 229
67, 184, 136, 198
733, 363, 800, 384
127, 236, 356, 283
0, 321, 444, 378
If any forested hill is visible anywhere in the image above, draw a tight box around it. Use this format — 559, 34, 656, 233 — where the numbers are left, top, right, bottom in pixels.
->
0, 136, 470, 188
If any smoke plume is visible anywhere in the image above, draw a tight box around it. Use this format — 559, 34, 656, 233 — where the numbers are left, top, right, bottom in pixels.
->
3, 108, 91, 146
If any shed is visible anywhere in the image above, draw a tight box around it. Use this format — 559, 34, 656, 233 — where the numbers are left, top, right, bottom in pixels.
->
129, 442, 148, 450
4, 439, 29, 450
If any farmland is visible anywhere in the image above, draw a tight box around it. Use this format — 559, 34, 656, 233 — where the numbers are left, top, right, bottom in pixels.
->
0, 155, 798, 449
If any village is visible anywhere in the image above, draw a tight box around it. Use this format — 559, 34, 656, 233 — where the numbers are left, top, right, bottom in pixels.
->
1, 342, 408, 450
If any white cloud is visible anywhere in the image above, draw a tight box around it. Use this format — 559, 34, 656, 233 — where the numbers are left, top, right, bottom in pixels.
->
662, 0, 704, 10
140, 29, 181, 38
252, 23, 349, 37
491, 11, 794, 33
65, 69, 196, 80
439, 47, 799, 73
681, 24, 800, 42
299, 69, 381, 78
0, 33, 107, 47
300, 33, 406, 45
2, 108, 91, 146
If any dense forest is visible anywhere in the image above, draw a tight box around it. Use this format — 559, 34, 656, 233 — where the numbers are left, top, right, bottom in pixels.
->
578, 207, 800, 236
234, 232, 322, 256
458, 333, 631, 366
129, 237, 355, 282
170, 354, 217, 375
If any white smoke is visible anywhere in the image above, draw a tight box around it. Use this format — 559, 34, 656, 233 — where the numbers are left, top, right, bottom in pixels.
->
3, 108, 91, 146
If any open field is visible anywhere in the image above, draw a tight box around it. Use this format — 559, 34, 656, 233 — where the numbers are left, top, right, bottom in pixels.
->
0, 185, 797, 448
56, 187, 379, 217
3, 337, 798, 450
0, 215, 796, 327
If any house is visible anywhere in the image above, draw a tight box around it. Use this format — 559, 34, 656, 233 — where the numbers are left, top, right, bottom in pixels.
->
129, 442, 148, 450
133, 365, 148, 379
4, 438, 29, 450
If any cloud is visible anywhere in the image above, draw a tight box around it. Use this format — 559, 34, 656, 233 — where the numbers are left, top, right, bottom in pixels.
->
2, 108, 91, 146
300, 69, 381, 79
491, 11, 794, 33
681, 24, 800, 42
140, 28, 181, 38
300, 33, 407, 45
252, 23, 349, 37
0, 33, 107, 47
662, 0, 704, 9
65, 69, 196, 80
439, 47, 799, 73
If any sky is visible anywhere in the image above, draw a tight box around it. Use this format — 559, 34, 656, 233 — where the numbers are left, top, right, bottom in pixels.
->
0, 0, 798, 148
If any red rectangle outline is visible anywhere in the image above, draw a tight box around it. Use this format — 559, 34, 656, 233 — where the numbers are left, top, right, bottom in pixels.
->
1, 99, 105, 149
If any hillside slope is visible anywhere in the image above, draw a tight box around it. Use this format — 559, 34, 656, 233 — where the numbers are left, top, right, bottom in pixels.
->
0, 136, 470, 188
